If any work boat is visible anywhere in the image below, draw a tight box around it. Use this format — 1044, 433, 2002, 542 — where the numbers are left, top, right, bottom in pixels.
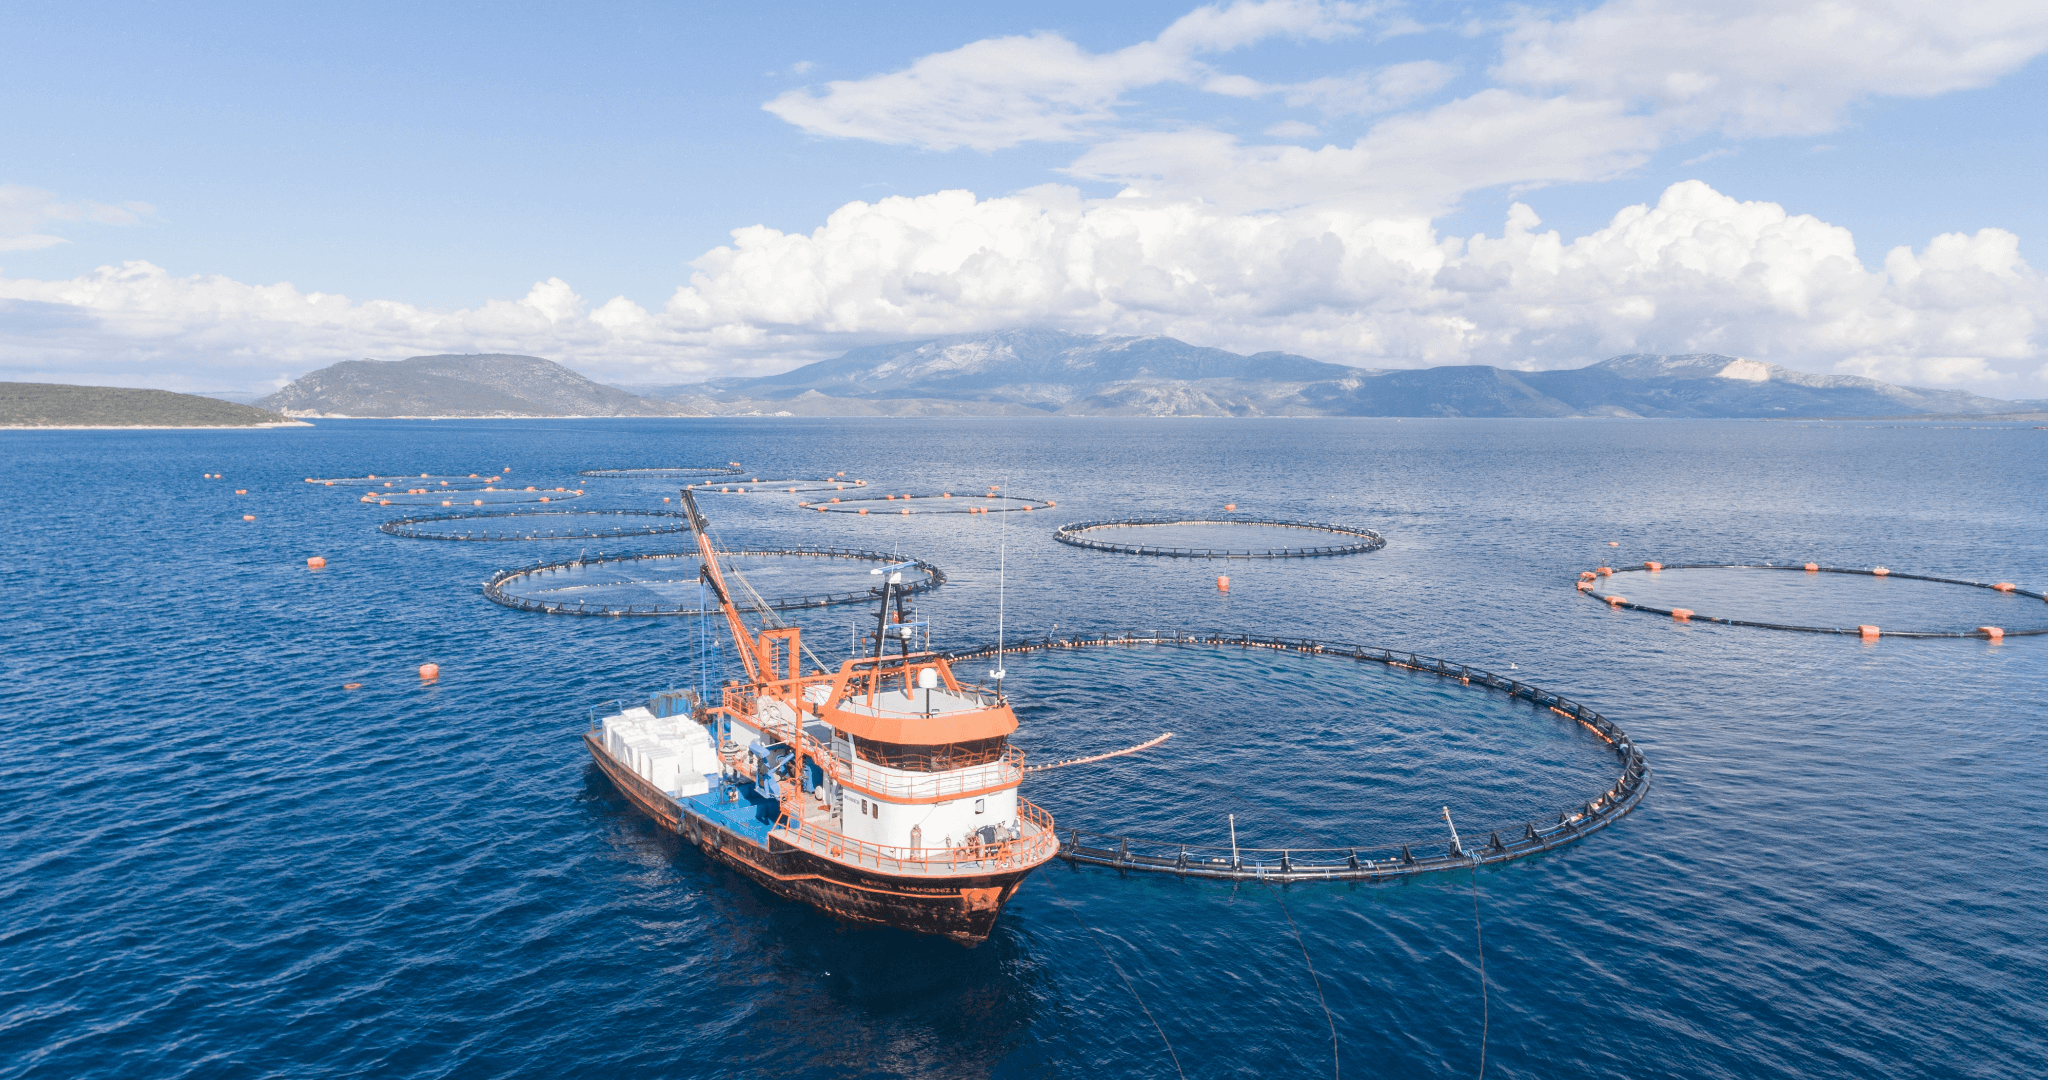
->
583, 490, 1058, 945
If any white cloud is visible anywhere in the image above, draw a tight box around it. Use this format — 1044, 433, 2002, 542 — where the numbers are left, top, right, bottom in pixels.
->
1204, 59, 1456, 115
763, 0, 1373, 151
6, 182, 2041, 396
1496, 0, 2048, 137
0, 185, 153, 252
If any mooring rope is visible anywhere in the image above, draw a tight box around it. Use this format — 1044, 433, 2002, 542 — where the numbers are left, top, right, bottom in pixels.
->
1268, 883, 1339, 1079
1023, 732, 1172, 772
1067, 906, 1184, 1079
1472, 862, 1489, 1079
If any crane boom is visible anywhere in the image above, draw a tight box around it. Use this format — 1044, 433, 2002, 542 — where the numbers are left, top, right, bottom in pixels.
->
679, 488, 762, 684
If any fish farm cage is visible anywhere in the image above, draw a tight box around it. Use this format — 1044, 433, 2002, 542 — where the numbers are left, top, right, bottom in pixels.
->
690, 477, 860, 495
1578, 562, 2046, 639
946, 632, 1649, 882
358, 484, 586, 507
1053, 517, 1387, 559
379, 509, 690, 542
482, 547, 946, 616
305, 473, 502, 487
805, 491, 1054, 514
578, 466, 745, 479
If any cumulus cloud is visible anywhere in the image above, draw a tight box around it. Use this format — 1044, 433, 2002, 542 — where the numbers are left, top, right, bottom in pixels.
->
0, 185, 153, 252
5, 181, 2041, 396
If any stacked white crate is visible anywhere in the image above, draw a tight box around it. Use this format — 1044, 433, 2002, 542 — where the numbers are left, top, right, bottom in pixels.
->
598, 706, 718, 797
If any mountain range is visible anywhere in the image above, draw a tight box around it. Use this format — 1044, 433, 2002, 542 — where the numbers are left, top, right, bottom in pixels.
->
260, 354, 695, 417
627, 329, 2038, 419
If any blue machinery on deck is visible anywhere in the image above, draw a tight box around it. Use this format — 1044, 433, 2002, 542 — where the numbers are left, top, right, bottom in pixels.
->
1054, 517, 1387, 559
1580, 562, 2047, 638
947, 632, 1649, 882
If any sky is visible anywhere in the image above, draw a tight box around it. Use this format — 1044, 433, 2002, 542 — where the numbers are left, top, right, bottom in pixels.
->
3, 0, 2046, 398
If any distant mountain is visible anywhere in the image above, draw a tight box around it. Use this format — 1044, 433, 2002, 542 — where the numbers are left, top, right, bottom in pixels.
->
260, 354, 697, 418
1, 382, 307, 428
629, 331, 2026, 419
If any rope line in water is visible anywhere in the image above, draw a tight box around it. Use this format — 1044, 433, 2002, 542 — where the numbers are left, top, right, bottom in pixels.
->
1472, 862, 1488, 1080
1067, 907, 1184, 1080
1268, 884, 1339, 1079
482, 547, 946, 617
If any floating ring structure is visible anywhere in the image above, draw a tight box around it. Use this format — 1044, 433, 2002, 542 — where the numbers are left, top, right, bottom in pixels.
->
1054, 517, 1386, 558
1579, 562, 2046, 639
947, 632, 1648, 882
690, 477, 857, 495
359, 484, 586, 507
380, 509, 690, 541
806, 491, 1054, 514
579, 466, 744, 479
483, 547, 946, 616
306, 473, 502, 487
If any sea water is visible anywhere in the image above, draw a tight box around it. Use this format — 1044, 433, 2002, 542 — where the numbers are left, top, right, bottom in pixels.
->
1, 418, 2043, 1079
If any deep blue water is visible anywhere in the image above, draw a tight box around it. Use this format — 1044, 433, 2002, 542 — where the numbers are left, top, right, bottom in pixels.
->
3, 418, 2045, 1079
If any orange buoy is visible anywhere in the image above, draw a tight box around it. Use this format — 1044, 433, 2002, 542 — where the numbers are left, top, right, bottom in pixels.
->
886, 494, 895, 500
1872, 567, 1890, 577
379, 499, 390, 505
1046, 500, 1055, 506
1608, 541, 1619, 547
1979, 626, 2005, 641
442, 501, 452, 506
1224, 503, 1236, 511
663, 497, 671, 503
343, 682, 361, 690
900, 508, 910, 515
1607, 595, 1627, 607
817, 507, 827, 512
235, 489, 247, 494
242, 514, 255, 521
1576, 580, 1592, 591
942, 493, 952, 498
1859, 625, 1881, 639
473, 500, 483, 506
1805, 562, 1819, 572
307, 556, 326, 569
830, 497, 840, 503
858, 509, 868, 516
1579, 571, 1597, 581
441, 481, 449, 486
1993, 582, 2015, 592
1217, 575, 1230, 592
419, 663, 439, 680
539, 496, 549, 502
1596, 566, 1613, 576
1671, 608, 1693, 621
325, 481, 334, 486
1644, 561, 1662, 571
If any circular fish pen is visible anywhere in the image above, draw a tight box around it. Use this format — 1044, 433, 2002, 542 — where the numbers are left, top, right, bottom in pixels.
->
379, 509, 690, 541
306, 472, 503, 488
483, 547, 945, 616
804, 491, 1054, 514
359, 484, 587, 508
689, 477, 859, 495
1054, 517, 1386, 558
1577, 563, 2046, 639
578, 466, 744, 479
948, 633, 1648, 882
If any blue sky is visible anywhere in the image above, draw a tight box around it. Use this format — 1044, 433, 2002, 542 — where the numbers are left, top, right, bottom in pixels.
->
4, 0, 2046, 396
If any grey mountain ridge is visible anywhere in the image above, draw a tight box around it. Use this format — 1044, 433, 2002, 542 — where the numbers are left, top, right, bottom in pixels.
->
621, 330, 2030, 418
1, 382, 305, 428
260, 354, 696, 418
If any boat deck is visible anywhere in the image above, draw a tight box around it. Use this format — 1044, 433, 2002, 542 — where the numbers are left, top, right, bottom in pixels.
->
679, 786, 776, 847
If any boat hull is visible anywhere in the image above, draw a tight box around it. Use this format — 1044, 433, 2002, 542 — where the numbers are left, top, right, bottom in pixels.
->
585, 733, 1039, 945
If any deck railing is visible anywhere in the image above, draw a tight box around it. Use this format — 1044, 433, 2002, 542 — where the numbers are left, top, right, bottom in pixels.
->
775, 798, 1058, 874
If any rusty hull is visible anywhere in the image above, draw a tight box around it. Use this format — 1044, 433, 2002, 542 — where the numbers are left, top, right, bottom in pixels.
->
585, 733, 1037, 946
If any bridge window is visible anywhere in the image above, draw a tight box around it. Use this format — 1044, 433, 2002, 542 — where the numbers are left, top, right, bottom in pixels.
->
852, 735, 1008, 772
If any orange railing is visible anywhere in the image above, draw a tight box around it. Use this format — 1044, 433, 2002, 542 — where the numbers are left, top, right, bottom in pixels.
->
829, 745, 1024, 803
775, 797, 1059, 875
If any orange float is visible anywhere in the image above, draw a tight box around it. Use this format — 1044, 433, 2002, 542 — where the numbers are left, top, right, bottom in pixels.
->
307, 556, 326, 569
419, 663, 440, 680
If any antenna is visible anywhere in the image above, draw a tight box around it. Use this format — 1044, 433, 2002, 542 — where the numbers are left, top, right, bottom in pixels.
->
992, 479, 1007, 693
